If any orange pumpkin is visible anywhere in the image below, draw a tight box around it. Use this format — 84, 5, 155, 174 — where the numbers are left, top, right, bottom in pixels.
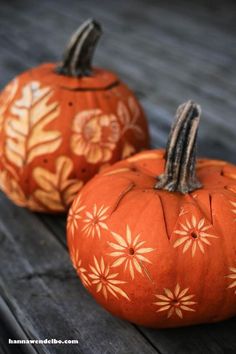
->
0, 19, 149, 212
67, 101, 236, 328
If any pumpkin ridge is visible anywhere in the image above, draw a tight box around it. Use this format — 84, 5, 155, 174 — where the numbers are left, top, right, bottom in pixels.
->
208, 193, 214, 225
188, 192, 214, 227
157, 193, 170, 240
110, 182, 135, 215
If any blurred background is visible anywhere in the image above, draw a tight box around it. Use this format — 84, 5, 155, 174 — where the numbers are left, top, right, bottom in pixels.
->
0, 0, 236, 163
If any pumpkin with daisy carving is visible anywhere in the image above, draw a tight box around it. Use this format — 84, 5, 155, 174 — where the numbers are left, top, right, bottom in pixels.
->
0, 19, 149, 212
67, 101, 236, 328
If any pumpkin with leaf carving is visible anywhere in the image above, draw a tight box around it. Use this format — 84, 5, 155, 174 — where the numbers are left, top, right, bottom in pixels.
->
0, 19, 149, 212
67, 101, 236, 328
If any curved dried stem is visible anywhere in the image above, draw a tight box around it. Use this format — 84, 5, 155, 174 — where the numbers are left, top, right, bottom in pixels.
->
155, 100, 202, 194
57, 19, 102, 77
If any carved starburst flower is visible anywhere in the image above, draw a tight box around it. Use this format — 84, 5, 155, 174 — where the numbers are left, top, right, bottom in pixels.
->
70, 247, 90, 287
154, 284, 196, 318
226, 266, 236, 294
230, 201, 236, 221
108, 225, 155, 279
67, 194, 86, 238
173, 215, 218, 256
88, 257, 130, 300
82, 204, 109, 238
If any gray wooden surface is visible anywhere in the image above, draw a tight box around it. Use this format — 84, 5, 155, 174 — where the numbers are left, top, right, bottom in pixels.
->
0, 0, 236, 353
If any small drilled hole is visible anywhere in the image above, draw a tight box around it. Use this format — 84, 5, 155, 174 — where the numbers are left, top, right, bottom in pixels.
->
172, 299, 180, 306
191, 231, 198, 239
129, 248, 135, 255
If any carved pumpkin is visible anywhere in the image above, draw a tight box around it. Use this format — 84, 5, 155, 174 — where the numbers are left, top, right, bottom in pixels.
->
0, 19, 149, 212
67, 101, 236, 328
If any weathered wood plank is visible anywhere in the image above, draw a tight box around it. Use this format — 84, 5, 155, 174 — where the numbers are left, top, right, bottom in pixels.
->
0, 294, 41, 354
141, 318, 236, 354
0, 319, 17, 354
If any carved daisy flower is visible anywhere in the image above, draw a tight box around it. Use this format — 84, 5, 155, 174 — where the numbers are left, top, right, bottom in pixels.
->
154, 284, 196, 319
108, 225, 155, 279
88, 257, 130, 300
226, 266, 236, 294
67, 195, 86, 238
173, 216, 218, 257
70, 247, 90, 287
82, 205, 109, 238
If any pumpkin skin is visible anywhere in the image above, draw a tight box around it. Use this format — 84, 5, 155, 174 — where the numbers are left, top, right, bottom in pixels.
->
67, 102, 236, 328
0, 20, 149, 212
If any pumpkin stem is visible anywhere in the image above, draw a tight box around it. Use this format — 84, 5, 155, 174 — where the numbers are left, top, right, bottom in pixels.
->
57, 19, 102, 77
155, 100, 202, 194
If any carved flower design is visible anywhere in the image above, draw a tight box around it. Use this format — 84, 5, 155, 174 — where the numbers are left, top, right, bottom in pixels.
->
173, 216, 218, 256
67, 194, 86, 238
154, 284, 196, 318
226, 266, 236, 294
230, 201, 236, 221
108, 225, 155, 279
88, 256, 130, 300
82, 204, 109, 238
70, 247, 91, 287
71, 109, 120, 163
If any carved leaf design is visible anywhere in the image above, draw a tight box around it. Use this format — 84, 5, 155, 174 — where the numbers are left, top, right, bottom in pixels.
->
33, 156, 83, 211
117, 97, 144, 140
117, 101, 130, 125
0, 169, 26, 206
0, 168, 42, 210
0, 79, 18, 133
121, 141, 136, 158
5, 81, 62, 167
